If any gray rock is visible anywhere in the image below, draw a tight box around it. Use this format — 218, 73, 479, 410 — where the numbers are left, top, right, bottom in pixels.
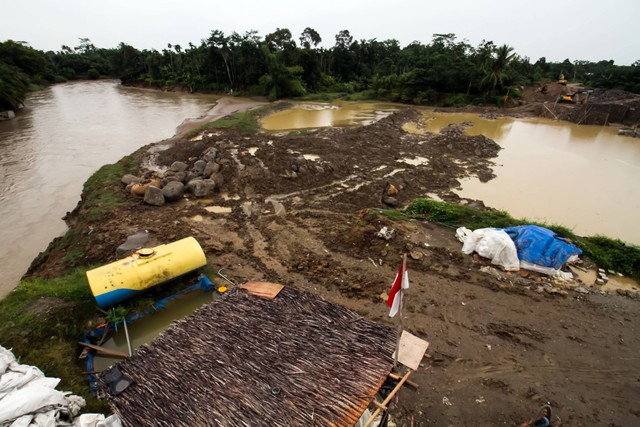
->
382, 196, 398, 206
193, 159, 207, 174
144, 185, 165, 206
204, 161, 219, 177
211, 172, 224, 188
183, 171, 197, 184
116, 231, 151, 257
162, 181, 185, 202
121, 174, 142, 185
161, 175, 181, 187
187, 179, 215, 197
193, 141, 205, 152
0, 110, 16, 120
170, 161, 188, 172
201, 147, 218, 162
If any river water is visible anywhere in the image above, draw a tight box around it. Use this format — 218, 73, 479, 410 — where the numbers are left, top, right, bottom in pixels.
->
0, 80, 218, 297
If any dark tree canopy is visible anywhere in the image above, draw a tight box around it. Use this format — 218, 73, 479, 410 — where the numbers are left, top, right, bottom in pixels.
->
2, 29, 639, 111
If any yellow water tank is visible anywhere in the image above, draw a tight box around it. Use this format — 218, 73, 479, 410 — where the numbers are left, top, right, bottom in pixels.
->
86, 237, 207, 308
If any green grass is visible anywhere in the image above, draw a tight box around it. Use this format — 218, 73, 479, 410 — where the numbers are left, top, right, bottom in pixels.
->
81, 151, 140, 219
398, 198, 640, 279
189, 109, 263, 137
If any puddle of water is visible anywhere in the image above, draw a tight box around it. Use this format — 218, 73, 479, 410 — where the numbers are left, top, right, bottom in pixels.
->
397, 156, 429, 166
569, 266, 597, 285
384, 168, 405, 177
600, 276, 640, 293
92, 290, 214, 371
303, 154, 320, 161
204, 206, 232, 214
220, 193, 241, 201
260, 101, 399, 130
426, 193, 443, 202
406, 112, 640, 245
193, 198, 215, 204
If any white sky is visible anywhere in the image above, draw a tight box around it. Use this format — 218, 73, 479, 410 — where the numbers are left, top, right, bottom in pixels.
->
2, 0, 639, 65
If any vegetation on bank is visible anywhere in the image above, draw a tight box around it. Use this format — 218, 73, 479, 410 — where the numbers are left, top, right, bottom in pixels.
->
3, 28, 640, 112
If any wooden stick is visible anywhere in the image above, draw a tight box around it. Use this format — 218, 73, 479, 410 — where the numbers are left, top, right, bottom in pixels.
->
363, 370, 413, 427
371, 400, 387, 410
388, 372, 419, 389
78, 342, 128, 358
123, 319, 133, 357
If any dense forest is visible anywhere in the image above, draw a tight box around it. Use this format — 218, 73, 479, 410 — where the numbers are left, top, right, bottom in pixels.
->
1, 28, 639, 111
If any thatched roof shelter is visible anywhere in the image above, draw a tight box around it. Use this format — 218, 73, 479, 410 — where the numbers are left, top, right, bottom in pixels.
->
97, 286, 397, 426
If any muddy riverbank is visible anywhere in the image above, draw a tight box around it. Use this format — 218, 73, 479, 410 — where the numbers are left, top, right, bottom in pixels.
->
20, 104, 640, 425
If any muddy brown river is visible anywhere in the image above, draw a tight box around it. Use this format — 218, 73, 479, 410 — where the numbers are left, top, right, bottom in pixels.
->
1, 86, 639, 300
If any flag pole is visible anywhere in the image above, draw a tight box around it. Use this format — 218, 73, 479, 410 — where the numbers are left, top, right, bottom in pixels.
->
394, 253, 407, 370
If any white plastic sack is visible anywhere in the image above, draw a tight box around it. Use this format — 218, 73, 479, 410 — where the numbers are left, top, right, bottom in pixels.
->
461, 228, 520, 271
520, 260, 573, 281
455, 227, 472, 243
0, 384, 67, 423
0, 345, 87, 426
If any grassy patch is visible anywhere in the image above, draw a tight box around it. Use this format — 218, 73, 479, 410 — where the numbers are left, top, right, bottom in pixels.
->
81, 151, 140, 219
401, 198, 640, 279
189, 109, 263, 136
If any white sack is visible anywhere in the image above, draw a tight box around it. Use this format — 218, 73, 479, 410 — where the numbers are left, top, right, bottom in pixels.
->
0, 385, 67, 424
461, 228, 520, 271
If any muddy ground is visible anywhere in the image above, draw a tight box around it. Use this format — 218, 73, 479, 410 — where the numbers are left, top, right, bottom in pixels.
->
29, 104, 639, 426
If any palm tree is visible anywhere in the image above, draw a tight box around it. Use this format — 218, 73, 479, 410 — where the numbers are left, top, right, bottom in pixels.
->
481, 44, 515, 93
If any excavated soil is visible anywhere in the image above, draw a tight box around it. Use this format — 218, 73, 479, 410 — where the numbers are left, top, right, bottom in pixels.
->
29, 108, 640, 426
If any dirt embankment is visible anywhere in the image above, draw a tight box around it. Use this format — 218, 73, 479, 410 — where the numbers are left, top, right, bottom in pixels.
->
29, 107, 640, 426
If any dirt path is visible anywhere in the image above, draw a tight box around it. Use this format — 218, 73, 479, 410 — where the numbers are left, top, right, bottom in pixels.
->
32, 107, 640, 425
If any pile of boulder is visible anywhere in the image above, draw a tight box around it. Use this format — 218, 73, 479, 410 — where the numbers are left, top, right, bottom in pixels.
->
121, 147, 226, 206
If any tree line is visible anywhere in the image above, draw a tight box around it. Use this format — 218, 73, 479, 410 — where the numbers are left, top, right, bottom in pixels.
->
2, 29, 639, 111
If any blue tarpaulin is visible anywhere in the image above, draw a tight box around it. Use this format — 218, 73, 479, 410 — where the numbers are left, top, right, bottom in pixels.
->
502, 225, 582, 270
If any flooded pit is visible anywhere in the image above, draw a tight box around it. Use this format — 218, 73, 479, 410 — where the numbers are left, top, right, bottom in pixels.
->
261, 105, 640, 245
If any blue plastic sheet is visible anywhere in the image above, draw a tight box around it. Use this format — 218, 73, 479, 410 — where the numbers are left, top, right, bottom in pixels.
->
502, 225, 582, 269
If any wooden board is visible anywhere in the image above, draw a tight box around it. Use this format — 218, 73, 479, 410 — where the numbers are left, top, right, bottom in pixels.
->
240, 281, 284, 299
392, 330, 429, 371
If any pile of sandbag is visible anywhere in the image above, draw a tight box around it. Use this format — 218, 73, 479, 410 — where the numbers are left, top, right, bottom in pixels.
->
0, 345, 120, 427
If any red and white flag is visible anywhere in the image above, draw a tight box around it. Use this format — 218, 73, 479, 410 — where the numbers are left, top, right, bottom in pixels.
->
387, 263, 409, 317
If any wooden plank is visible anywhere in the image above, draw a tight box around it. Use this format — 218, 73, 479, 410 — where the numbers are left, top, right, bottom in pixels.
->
388, 372, 419, 389
363, 370, 413, 427
78, 342, 129, 358
392, 330, 429, 371
240, 281, 284, 299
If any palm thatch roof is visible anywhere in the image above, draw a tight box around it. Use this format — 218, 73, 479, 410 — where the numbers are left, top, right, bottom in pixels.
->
97, 286, 397, 426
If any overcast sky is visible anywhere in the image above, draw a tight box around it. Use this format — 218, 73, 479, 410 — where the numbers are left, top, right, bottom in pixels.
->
2, 0, 639, 65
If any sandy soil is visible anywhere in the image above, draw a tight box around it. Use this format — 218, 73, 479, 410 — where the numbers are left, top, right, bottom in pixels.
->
28, 100, 640, 426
